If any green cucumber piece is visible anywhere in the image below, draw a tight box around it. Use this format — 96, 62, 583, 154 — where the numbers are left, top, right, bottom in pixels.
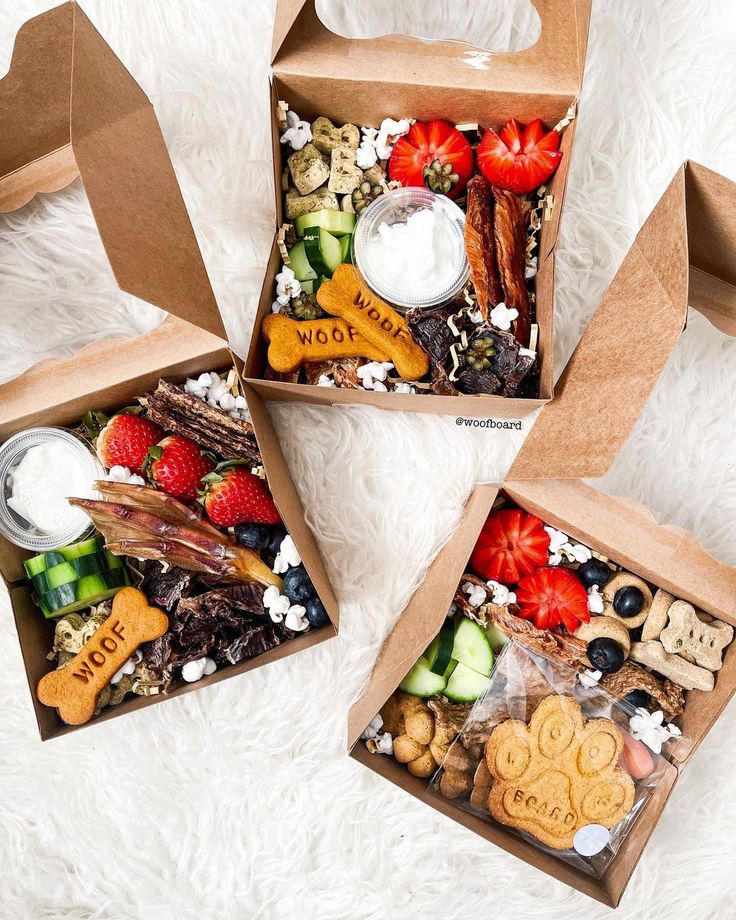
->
30, 550, 122, 594
23, 537, 104, 579
37, 567, 130, 619
287, 241, 318, 282
485, 622, 508, 655
295, 209, 356, 237
399, 656, 451, 698
300, 279, 315, 295
444, 662, 491, 703
303, 228, 342, 278
58, 537, 103, 560
427, 620, 455, 676
452, 619, 494, 677
339, 233, 353, 265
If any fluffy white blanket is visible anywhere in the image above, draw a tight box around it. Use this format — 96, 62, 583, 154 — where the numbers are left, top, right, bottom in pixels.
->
1, 1, 735, 917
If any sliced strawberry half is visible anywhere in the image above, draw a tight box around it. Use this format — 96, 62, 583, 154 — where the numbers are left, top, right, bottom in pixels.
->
470, 508, 550, 585
477, 118, 562, 195
515, 567, 589, 632
388, 120, 474, 199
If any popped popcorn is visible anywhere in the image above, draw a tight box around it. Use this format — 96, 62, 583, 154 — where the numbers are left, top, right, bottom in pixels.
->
183, 370, 250, 421
263, 584, 291, 623
587, 585, 604, 614
285, 604, 309, 632
545, 526, 569, 556
111, 651, 142, 685
375, 117, 412, 160
357, 361, 394, 390
487, 580, 516, 606
367, 732, 394, 755
393, 382, 416, 394
361, 713, 383, 740
462, 581, 487, 608
490, 301, 519, 332
106, 465, 145, 487
182, 656, 217, 683
578, 669, 602, 689
273, 535, 301, 574
317, 374, 336, 388
275, 265, 301, 306
545, 526, 593, 565
629, 708, 682, 755
280, 109, 313, 151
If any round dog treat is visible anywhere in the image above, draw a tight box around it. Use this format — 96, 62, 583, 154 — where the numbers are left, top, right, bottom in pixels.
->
575, 615, 631, 662
602, 573, 653, 629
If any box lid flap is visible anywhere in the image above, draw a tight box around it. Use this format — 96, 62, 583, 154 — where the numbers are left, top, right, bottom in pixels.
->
348, 484, 497, 749
272, 0, 590, 98
0, 2, 226, 341
508, 161, 736, 481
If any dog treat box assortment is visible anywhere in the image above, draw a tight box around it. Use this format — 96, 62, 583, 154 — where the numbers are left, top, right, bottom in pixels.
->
261, 111, 563, 399
0, 372, 332, 728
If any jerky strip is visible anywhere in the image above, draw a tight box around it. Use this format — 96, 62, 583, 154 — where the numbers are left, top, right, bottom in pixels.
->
492, 187, 531, 347
599, 660, 685, 719
465, 176, 503, 320
143, 380, 261, 464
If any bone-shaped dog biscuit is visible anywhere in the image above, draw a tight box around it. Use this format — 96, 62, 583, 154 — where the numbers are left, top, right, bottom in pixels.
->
263, 313, 389, 373
629, 640, 715, 691
37, 587, 169, 725
317, 265, 430, 381
659, 601, 733, 672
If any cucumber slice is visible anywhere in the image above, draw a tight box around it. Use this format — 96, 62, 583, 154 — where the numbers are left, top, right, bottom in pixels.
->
339, 233, 353, 265
23, 537, 104, 578
287, 241, 318, 282
295, 209, 356, 237
37, 567, 130, 619
427, 620, 455, 676
59, 537, 103, 560
30, 550, 122, 594
444, 662, 491, 703
485, 622, 508, 655
399, 656, 450, 698
304, 228, 342, 278
452, 619, 494, 677
300, 279, 315, 295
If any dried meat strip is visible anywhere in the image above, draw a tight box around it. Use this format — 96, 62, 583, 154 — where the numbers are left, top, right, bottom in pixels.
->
465, 175, 503, 320
491, 187, 531, 347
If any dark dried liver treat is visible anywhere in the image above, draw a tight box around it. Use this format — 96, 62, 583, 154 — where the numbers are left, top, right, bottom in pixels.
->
406, 307, 455, 364
457, 367, 502, 395
143, 380, 261, 464
503, 350, 536, 397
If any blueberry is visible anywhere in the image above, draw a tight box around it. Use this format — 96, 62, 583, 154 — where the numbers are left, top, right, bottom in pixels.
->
267, 525, 288, 556
624, 689, 650, 709
613, 586, 645, 619
305, 596, 330, 628
283, 564, 315, 604
234, 523, 270, 551
587, 637, 625, 674
577, 558, 613, 590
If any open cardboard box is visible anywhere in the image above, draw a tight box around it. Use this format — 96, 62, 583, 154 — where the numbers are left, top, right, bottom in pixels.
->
243, 0, 592, 418
0, 2, 338, 741
348, 161, 736, 907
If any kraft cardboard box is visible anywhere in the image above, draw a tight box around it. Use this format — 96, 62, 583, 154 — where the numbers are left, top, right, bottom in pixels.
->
0, 2, 338, 740
243, 0, 592, 418
348, 162, 736, 907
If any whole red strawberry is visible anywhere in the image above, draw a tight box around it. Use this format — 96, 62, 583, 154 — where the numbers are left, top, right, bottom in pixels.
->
471, 509, 550, 584
477, 118, 562, 195
95, 413, 164, 474
515, 567, 589, 633
202, 466, 281, 527
389, 120, 473, 199
146, 435, 214, 501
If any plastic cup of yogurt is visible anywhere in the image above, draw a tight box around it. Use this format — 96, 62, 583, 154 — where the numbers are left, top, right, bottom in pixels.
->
0, 427, 104, 551
352, 187, 470, 311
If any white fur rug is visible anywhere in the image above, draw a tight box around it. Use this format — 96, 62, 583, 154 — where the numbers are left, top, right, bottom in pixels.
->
1, 1, 736, 918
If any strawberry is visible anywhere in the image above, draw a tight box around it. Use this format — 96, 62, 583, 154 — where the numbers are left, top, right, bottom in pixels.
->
388, 120, 474, 199
515, 567, 589, 633
95, 412, 164, 474
471, 509, 550, 584
202, 466, 281, 528
146, 435, 214, 501
477, 118, 562, 195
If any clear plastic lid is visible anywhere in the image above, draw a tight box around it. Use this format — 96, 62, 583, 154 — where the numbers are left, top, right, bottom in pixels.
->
353, 187, 470, 311
0, 427, 104, 551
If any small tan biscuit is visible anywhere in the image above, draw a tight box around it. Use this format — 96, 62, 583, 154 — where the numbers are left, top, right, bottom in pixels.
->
629, 640, 715, 692
641, 588, 675, 641
36, 588, 169, 725
602, 572, 653, 629
311, 116, 360, 154
284, 187, 339, 219
328, 145, 363, 195
317, 264, 430, 380
659, 601, 733, 672
263, 313, 389, 373
575, 616, 631, 662
287, 143, 330, 195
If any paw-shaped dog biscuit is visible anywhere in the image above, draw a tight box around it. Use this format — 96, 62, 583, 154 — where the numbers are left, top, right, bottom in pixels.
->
36, 588, 169, 725
485, 695, 635, 850
659, 601, 733, 671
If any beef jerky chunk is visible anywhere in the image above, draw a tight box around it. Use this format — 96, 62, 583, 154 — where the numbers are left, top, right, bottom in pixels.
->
406, 307, 455, 363
457, 367, 502, 395
136, 560, 193, 611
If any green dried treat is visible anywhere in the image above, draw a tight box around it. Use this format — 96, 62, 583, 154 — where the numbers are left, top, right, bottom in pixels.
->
466, 337, 498, 371
422, 159, 460, 196
352, 180, 385, 214
292, 293, 324, 320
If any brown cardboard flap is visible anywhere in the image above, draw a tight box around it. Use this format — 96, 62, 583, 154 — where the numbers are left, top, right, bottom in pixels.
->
0, 2, 225, 340
273, 0, 590, 97
509, 164, 691, 480
347, 484, 496, 748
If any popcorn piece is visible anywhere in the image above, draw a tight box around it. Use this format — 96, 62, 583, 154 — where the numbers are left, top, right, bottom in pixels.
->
329, 146, 364, 195
288, 143, 330, 196
317, 373, 336, 388
462, 581, 487, 608
273, 535, 301, 574
285, 187, 339, 219
545, 526, 569, 556
106, 465, 145, 487
357, 361, 394, 390
374, 117, 412, 160
275, 265, 301, 306
311, 116, 360, 154
367, 732, 394, 755
490, 301, 519, 332
629, 707, 682, 755
578, 668, 602, 689
263, 585, 291, 624
181, 657, 216, 683
356, 142, 378, 170
361, 713, 384, 740
111, 654, 139, 685
393, 382, 416, 394
588, 586, 604, 615
285, 604, 309, 632
280, 110, 313, 152
487, 580, 516, 606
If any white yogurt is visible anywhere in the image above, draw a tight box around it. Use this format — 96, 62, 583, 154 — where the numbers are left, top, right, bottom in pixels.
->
8, 440, 93, 532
